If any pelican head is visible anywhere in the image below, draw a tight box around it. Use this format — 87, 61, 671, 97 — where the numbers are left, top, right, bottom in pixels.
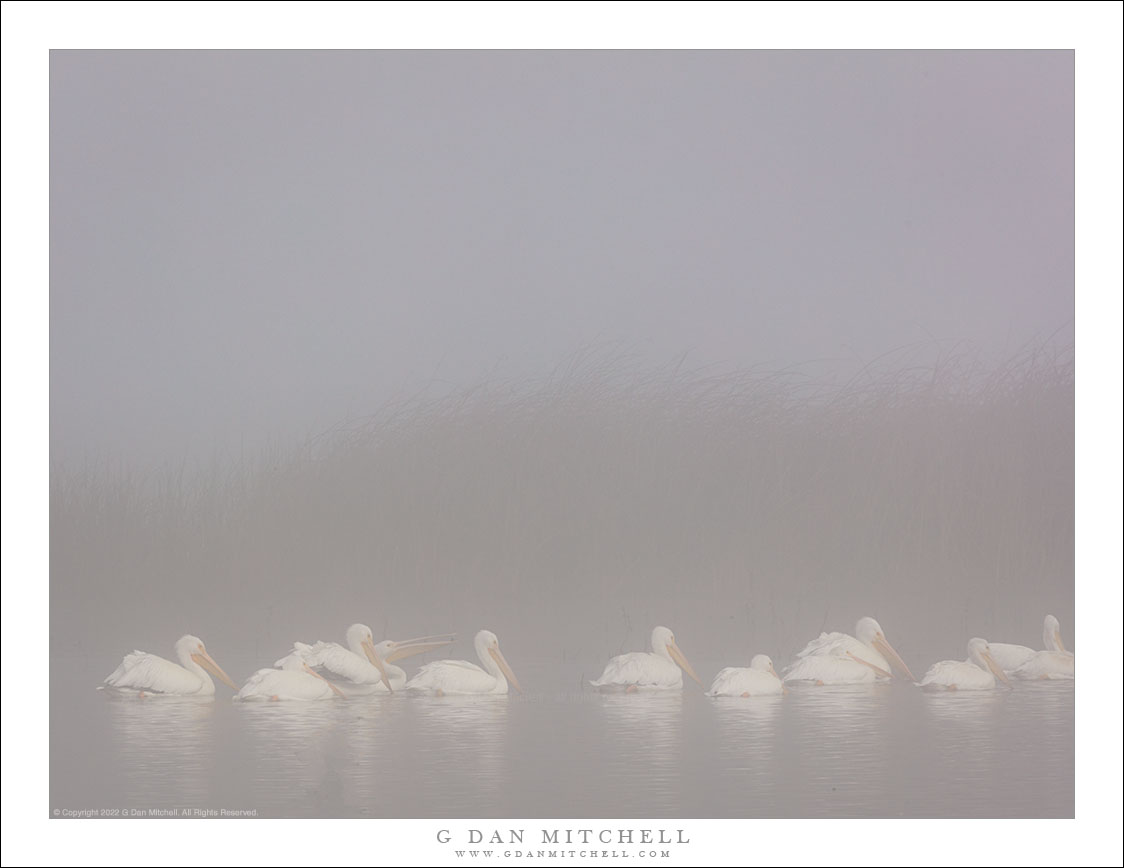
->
854, 617, 883, 646
175, 634, 238, 690
1043, 615, 1065, 652
651, 626, 704, 687
345, 623, 374, 654
345, 623, 392, 691
372, 639, 396, 662
855, 616, 915, 681
474, 629, 522, 693
967, 638, 1010, 685
750, 653, 779, 679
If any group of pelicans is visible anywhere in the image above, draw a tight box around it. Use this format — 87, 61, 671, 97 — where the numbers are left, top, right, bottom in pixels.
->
595, 617, 1073, 695
99, 615, 1073, 700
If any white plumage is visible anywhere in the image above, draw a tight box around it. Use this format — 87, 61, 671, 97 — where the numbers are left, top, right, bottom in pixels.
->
784, 617, 914, 685
235, 652, 346, 701
291, 624, 393, 695
784, 654, 885, 684
406, 630, 521, 695
371, 635, 457, 690
1011, 650, 1074, 680
708, 654, 785, 697
101, 634, 238, 697
294, 628, 456, 694
919, 638, 1010, 691
590, 626, 703, 691
989, 615, 1070, 673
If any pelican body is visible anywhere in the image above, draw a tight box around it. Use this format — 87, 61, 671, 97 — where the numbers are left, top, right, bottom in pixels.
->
990, 615, 1070, 674
293, 624, 393, 695
784, 617, 915, 685
296, 626, 455, 695
708, 654, 785, 697
590, 626, 703, 691
370, 635, 457, 690
1011, 651, 1074, 680
235, 652, 346, 701
406, 630, 521, 695
919, 638, 1011, 691
101, 635, 238, 697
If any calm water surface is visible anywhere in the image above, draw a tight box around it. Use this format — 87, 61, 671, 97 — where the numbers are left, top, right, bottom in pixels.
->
51, 656, 1073, 818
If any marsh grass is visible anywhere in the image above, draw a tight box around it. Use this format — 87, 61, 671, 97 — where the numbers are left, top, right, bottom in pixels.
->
51, 342, 1074, 674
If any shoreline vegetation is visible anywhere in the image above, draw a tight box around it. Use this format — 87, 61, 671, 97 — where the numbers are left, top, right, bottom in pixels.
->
50, 341, 1074, 669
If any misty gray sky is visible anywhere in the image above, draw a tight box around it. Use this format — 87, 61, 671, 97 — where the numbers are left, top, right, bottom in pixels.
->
50, 50, 1073, 467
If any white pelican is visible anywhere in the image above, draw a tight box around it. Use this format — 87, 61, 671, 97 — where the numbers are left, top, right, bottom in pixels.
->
101, 634, 239, 697
235, 651, 347, 701
297, 626, 456, 694
784, 617, 915, 685
707, 654, 785, 697
919, 638, 1011, 691
590, 626, 703, 692
292, 624, 392, 694
1011, 650, 1074, 680
405, 629, 521, 695
989, 615, 1069, 673
370, 634, 458, 690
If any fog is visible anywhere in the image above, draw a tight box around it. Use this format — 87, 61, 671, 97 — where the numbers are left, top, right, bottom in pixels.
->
50, 50, 1073, 470
50, 50, 1073, 677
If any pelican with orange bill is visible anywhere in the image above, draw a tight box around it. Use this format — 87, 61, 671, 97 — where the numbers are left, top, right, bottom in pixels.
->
406, 630, 522, 695
289, 624, 398, 695
590, 626, 705, 692
919, 638, 1012, 691
784, 617, 915, 685
100, 634, 239, 697
235, 651, 348, 701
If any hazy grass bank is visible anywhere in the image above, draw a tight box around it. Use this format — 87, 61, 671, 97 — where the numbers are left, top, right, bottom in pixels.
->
50, 344, 1074, 675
